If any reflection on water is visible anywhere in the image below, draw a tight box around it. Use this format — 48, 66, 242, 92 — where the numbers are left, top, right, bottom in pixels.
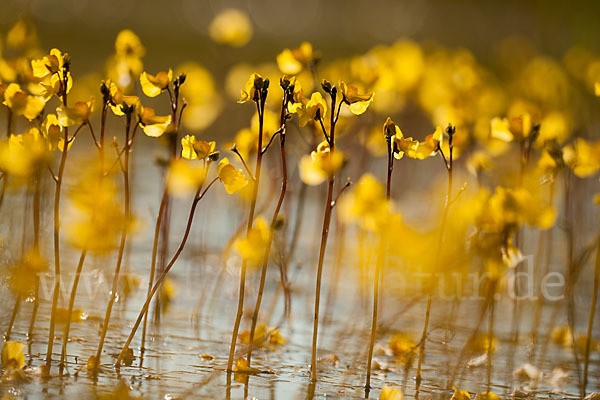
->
0, 159, 594, 399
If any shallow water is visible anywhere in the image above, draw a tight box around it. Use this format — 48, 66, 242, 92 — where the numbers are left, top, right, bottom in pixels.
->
0, 145, 598, 399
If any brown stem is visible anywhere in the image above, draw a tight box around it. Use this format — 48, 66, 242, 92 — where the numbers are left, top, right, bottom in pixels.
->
93, 114, 133, 372
563, 170, 583, 394
310, 89, 338, 382
247, 96, 288, 367
116, 178, 217, 366
366, 137, 393, 392
583, 235, 600, 395
141, 190, 168, 356
5, 295, 21, 341
59, 249, 87, 371
416, 133, 453, 390
46, 121, 70, 370
27, 170, 42, 340
227, 94, 266, 372
486, 294, 495, 392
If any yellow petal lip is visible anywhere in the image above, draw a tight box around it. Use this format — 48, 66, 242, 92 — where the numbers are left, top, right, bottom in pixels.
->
218, 157, 248, 194
238, 73, 263, 103
140, 69, 173, 97
3, 83, 46, 120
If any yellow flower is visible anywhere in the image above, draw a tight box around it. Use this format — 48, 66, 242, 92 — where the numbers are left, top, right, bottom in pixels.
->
490, 114, 533, 143
451, 385, 471, 400
9, 248, 47, 296
389, 333, 416, 359
166, 159, 207, 197
32, 48, 73, 99
383, 118, 407, 160
233, 357, 261, 374
474, 393, 502, 400
298, 141, 343, 185
40, 113, 73, 152
595, 82, 600, 96
31, 48, 65, 78
379, 386, 404, 400
107, 80, 139, 116
181, 135, 217, 160
235, 216, 270, 263
138, 106, 173, 137
539, 111, 570, 143
57, 98, 94, 126
217, 157, 248, 194
467, 150, 494, 176
160, 277, 177, 313
115, 29, 145, 58
287, 78, 305, 113
209, 9, 253, 47
276, 42, 313, 75
66, 170, 130, 253
296, 92, 327, 127
340, 81, 373, 115
339, 174, 392, 232
268, 328, 286, 346
239, 73, 263, 104
106, 30, 145, 91
415, 126, 443, 159
238, 323, 285, 347
6, 19, 38, 51
140, 69, 173, 97
0, 128, 49, 177
393, 126, 442, 160
562, 138, 600, 178
1, 341, 25, 370
3, 83, 45, 120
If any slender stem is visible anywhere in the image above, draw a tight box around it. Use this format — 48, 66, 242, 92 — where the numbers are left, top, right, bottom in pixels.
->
310, 90, 338, 382
6, 108, 12, 137
141, 190, 168, 356
227, 95, 266, 372
46, 121, 71, 370
582, 235, 600, 394
93, 114, 133, 372
27, 170, 42, 341
247, 96, 288, 367
232, 147, 256, 182
563, 170, 583, 394
416, 132, 453, 389
366, 138, 393, 392
486, 294, 495, 393
116, 178, 217, 366
59, 249, 87, 371
5, 295, 21, 341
